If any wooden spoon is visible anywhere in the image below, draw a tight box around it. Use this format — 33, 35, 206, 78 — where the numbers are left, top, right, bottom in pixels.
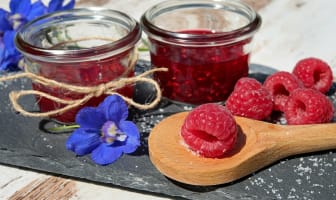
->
148, 112, 336, 186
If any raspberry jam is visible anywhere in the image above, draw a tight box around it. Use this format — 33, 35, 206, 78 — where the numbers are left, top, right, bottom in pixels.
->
30, 53, 134, 123
15, 8, 141, 123
141, 0, 261, 104
150, 30, 250, 104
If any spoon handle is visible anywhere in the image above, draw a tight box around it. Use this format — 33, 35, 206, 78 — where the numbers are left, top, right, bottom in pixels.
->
273, 123, 336, 156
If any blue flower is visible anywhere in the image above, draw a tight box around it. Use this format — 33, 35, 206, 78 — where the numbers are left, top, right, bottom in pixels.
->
0, 9, 11, 33
0, 31, 22, 71
48, 0, 76, 13
66, 95, 141, 165
0, 0, 75, 72
6, 0, 46, 31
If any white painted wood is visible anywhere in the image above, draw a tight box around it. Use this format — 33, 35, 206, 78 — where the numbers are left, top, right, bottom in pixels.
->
251, 0, 336, 73
0, 164, 168, 199
0, 0, 335, 199
0, 166, 48, 200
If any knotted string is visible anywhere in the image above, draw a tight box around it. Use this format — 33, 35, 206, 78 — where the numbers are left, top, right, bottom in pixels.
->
0, 67, 168, 118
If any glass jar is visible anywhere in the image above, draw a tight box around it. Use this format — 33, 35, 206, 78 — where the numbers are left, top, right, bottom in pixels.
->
15, 8, 141, 123
141, 0, 261, 105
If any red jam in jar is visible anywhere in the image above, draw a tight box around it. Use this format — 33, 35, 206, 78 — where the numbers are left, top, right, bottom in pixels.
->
15, 8, 141, 123
141, 0, 261, 104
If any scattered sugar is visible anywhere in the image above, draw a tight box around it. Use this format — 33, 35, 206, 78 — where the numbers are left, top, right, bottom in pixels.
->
294, 163, 312, 176
242, 153, 336, 199
183, 106, 193, 111
287, 188, 299, 199
255, 177, 266, 185
324, 163, 333, 167
317, 168, 325, 176
318, 168, 326, 176
312, 183, 324, 188
280, 160, 287, 164
296, 179, 302, 185
275, 193, 282, 199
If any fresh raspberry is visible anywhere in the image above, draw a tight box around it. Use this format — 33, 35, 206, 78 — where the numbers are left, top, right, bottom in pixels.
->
264, 71, 303, 112
181, 103, 237, 158
226, 77, 273, 120
233, 77, 263, 90
284, 88, 334, 125
293, 57, 333, 93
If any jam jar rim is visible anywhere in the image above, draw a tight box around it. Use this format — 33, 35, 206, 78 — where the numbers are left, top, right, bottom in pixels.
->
140, 0, 262, 45
15, 7, 142, 61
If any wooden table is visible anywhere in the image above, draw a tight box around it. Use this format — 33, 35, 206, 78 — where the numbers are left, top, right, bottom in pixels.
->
1, 0, 335, 199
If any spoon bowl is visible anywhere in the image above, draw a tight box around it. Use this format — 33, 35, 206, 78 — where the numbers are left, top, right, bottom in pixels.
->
148, 112, 336, 186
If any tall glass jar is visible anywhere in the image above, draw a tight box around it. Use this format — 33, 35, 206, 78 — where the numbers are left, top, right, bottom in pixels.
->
141, 0, 261, 105
15, 8, 141, 123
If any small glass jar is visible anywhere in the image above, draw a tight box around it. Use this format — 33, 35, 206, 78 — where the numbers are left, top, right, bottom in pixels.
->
141, 0, 261, 105
15, 8, 141, 123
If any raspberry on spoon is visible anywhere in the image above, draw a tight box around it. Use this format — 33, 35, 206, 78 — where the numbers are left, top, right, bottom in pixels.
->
181, 103, 237, 158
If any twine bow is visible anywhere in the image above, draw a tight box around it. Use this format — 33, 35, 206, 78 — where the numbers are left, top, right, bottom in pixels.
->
0, 67, 168, 118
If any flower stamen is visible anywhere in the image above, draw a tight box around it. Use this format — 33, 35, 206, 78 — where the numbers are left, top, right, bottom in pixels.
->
101, 121, 127, 144
9, 14, 26, 30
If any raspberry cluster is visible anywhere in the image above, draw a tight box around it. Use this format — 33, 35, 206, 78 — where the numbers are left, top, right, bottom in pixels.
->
180, 57, 334, 158
226, 57, 334, 125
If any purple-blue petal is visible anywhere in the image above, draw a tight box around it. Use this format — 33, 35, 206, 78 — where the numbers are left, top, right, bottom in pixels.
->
98, 95, 128, 123
0, 43, 4, 56
26, 0, 46, 21
0, 9, 12, 32
91, 143, 123, 165
3, 31, 16, 54
66, 128, 101, 156
0, 60, 14, 71
75, 107, 106, 129
48, 0, 75, 12
0, 44, 7, 71
61, 0, 75, 10
119, 121, 140, 153
0, 31, 21, 71
10, 0, 31, 16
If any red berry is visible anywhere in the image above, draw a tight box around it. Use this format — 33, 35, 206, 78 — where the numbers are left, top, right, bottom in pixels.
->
226, 77, 273, 120
264, 71, 303, 112
293, 57, 333, 93
234, 77, 263, 90
284, 88, 334, 125
181, 103, 237, 158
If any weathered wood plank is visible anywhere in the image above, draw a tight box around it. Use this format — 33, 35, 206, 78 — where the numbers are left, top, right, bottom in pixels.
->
9, 177, 76, 200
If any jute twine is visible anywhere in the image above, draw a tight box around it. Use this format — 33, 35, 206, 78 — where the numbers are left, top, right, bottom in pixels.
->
0, 58, 168, 118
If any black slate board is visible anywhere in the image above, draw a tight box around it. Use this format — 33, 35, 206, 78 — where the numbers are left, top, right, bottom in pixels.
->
0, 60, 335, 200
